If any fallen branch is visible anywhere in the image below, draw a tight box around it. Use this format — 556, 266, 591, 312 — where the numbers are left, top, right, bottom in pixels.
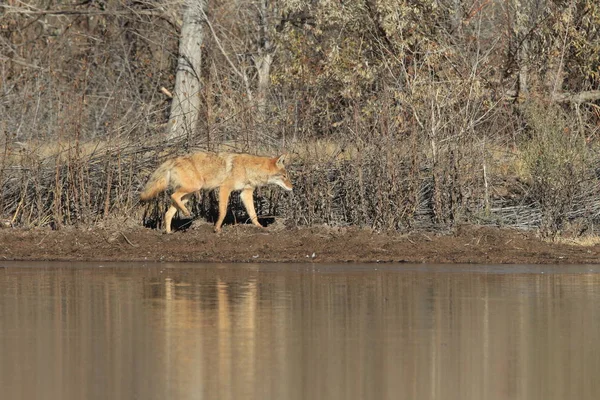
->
120, 232, 138, 247
552, 90, 600, 104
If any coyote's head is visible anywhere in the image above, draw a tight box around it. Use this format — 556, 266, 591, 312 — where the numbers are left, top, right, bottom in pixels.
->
269, 154, 293, 191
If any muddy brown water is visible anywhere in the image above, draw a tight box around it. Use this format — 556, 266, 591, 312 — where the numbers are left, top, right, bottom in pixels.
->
1, 262, 599, 400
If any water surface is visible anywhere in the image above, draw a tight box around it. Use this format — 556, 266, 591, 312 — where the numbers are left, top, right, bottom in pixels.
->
1, 262, 599, 400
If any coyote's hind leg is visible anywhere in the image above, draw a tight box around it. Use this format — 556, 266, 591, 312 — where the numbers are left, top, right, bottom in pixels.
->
171, 190, 193, 216
164, 191, 196, 233
164, 205, 177, 234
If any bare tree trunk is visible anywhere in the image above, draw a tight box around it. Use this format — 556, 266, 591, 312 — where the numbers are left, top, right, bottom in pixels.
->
514, 0, 530, 96
518, 41, 529, 95
167, 0, 207, 140
451, 0, 463, 34
255, 54, 273, 121
253, 0, 274, 123
549, 2, 575, 97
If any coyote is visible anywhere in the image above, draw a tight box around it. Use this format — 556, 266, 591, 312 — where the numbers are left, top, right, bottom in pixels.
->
140, 151, 293, 233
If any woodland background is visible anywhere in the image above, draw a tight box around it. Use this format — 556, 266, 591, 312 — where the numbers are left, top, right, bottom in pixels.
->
1, 0, 600, 236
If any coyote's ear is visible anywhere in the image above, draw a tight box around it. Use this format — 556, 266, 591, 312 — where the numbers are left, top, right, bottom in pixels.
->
275, 154, 288, 167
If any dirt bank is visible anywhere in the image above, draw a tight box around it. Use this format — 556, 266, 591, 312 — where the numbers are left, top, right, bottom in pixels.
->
1, 223, 599, 264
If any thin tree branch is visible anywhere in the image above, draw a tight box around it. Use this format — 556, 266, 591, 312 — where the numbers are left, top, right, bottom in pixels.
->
552, 91, 600, 104
199, 8, 253, 101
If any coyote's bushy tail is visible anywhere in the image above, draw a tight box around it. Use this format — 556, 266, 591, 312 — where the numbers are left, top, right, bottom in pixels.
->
139, 162, 171, 201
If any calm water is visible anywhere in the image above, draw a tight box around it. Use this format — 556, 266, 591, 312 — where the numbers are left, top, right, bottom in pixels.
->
1, 262, 599, 400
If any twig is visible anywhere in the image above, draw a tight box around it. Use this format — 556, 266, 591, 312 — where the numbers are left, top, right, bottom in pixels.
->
120, 232, 138, 247
37, 233, 50, 246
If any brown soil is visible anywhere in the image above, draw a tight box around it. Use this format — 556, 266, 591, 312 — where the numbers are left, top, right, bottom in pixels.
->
1, 222, 600, 264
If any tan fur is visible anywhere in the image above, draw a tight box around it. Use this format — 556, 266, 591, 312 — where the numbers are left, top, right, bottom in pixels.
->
140, 152, 293, 233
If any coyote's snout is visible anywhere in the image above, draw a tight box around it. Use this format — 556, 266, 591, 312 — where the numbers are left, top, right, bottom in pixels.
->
140, 151, 293, 233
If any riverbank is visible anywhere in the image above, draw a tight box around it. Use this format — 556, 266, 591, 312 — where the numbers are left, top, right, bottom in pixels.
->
1, 223, 599, 264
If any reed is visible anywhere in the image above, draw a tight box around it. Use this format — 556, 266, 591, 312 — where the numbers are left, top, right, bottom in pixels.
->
2, 128, 600, 234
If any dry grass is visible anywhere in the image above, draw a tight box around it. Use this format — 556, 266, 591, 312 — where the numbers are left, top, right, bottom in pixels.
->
2, 130, 600, 234
549, 235, 600, 247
